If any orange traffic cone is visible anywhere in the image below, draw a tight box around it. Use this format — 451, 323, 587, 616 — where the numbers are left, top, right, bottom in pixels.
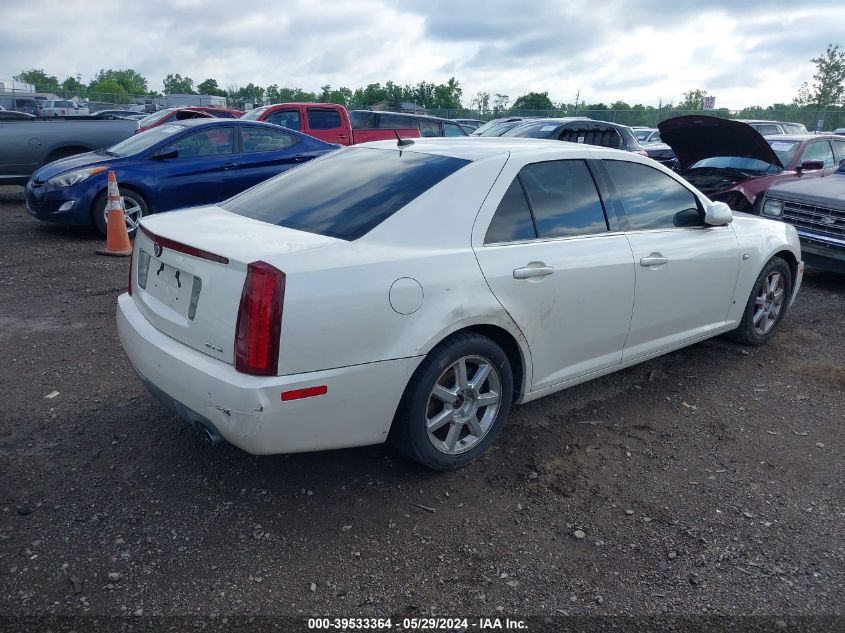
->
95, 171, 133, 257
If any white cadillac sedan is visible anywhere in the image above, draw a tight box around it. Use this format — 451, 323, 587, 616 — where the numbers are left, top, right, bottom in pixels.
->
117, 137, 803, 470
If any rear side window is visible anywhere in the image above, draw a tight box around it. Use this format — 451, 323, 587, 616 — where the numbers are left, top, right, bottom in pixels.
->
604, 160, 702, 230
485, 178, 536, 243
266, 109, 301, 130
223, 148, 468, 240
307, 108, 342, 130
378, 114, 412, 129
559, 126, 623, 150
419, 120, 441, 137
521, 161, 608, 238
350, 111, 374, 129
755, 124, 781, 135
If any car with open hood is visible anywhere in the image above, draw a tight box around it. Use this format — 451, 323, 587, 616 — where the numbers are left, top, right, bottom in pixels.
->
659, 115, 845, 211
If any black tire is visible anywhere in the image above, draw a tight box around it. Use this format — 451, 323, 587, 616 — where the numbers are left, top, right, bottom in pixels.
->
390, 332, 513, 471
730, 256, 792, 346
92, 187, 149, 237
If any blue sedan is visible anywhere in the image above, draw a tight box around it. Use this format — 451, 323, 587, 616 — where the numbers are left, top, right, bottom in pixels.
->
25, 119, 339, 235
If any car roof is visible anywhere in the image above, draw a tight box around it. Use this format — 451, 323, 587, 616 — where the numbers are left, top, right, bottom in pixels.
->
173, 118, 275, 129
762, 134, 839, 141
356, 136, 625, 161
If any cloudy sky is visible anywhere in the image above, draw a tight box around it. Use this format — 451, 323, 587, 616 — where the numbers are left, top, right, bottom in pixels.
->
2, 0, 842, 108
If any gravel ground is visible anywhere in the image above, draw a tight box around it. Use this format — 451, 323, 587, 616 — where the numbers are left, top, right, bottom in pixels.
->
1, 185, 843, 626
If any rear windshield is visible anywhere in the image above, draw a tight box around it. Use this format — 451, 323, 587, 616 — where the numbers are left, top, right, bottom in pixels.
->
502, 121, 559, 138
241, 106, 269, 121
223, 147, 469, 240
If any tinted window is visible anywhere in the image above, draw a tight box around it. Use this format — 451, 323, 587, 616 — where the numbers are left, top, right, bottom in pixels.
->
443, 122, 466, 137
242, 127, 299, 153
266, 109, 301, 130
502, 121, 559, 138
755, 124, 781, 135
605, 160, 701, 230
520, 161, 608, 238
350, 111, 374, 129
378, 114, 412, 129
170, 127, 234, 157
485, 178, 536, 243
419, 120, 440, 137
802, 140, 834, 166
223, 148, 468, 240
307, 108, 342, 130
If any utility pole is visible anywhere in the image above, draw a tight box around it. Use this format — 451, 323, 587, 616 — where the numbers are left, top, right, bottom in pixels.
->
574, 89, 580, 116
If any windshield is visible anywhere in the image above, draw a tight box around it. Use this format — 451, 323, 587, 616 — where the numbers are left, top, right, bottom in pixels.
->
690, 156, 780, 173
634, 129, 654, 141
241, 106, 269, 121
138, 109, 174, 127
223, 147, 469, 240
767, 139, 800, 167
107, 124, 185, 157
502, 121, 560, 138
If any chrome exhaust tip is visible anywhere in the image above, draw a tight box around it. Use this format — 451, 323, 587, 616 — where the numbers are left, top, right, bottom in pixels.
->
195, 422, 223, 447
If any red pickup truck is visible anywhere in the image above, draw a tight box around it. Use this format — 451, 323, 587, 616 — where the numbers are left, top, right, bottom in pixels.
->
241, 103, 468, 145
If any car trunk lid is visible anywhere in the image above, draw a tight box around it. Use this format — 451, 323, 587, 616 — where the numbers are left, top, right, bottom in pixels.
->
131, 206, 342, 366
658, 115, 783, 171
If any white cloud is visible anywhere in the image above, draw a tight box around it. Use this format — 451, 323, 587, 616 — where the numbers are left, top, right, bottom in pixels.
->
0, 0, 841, 108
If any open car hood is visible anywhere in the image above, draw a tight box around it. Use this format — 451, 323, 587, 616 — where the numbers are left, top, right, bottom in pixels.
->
658, 115, 783, 171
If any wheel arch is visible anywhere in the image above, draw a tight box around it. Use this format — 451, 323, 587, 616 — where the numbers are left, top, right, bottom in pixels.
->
415, 319, 531, 403
773, 248, 799, 294
89, 182, 154, 224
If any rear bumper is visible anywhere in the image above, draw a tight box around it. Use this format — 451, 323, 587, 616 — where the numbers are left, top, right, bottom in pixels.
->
117, 293, 420, 455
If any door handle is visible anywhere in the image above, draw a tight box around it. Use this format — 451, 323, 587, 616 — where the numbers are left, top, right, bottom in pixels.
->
222, 163, 238, 170
640, 252, 669, 267
513, 265, 555, 279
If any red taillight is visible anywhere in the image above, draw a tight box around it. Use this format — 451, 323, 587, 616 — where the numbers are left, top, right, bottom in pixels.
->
235, 261, 285, 375
128, 251, 133, 295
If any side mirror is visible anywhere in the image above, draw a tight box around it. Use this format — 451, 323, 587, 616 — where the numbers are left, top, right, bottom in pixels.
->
704, 200, 733, 226
797, 159, 824, 172
155, 146, 179, 160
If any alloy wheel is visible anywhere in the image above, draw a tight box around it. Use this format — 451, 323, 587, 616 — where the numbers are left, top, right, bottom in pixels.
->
753, 271, 785, 335
104, 195, 143, 232
425, 355, 501, 455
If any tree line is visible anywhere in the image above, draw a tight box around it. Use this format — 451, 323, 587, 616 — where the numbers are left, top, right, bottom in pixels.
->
12, 44, 844, 115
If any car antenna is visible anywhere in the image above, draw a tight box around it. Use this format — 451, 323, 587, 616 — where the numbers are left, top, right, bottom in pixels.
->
394, 130, 414, 147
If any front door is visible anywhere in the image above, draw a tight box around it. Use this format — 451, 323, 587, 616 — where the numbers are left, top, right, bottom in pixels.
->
154, 126, 239, 210
601, 159, 740, 361
473, 159, 636, 391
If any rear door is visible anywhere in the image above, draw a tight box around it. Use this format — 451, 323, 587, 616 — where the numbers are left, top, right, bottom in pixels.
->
235, 126, 312, 190
304, 106, 349, 144
153, 126, 239, 210
473, 158, 636, 391
600, 159, 740, 361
